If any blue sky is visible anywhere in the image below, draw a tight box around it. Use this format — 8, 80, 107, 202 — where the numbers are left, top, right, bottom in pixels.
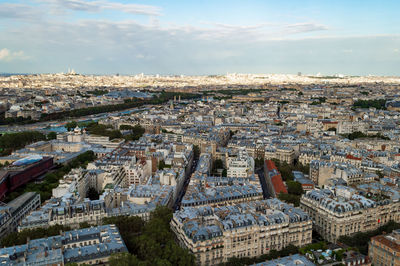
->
0, 0, 399, 75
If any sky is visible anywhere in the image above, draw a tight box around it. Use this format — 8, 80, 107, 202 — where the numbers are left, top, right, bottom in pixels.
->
0, 0, 399, 75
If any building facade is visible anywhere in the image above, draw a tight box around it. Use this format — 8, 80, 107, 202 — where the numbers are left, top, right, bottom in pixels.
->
172, 199, 312, 266
0, 224, 127, 265
369, 229, 400, 266
300, 187, 400, 243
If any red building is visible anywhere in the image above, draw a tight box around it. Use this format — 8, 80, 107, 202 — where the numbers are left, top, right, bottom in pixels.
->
0, 157, 53, 199
264, 160, 287, 196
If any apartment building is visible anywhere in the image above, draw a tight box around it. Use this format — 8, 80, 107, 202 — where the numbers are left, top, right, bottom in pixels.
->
181, 183, 263, 208
0, 192, 40, 240
0, 225, 127, 265
52, 168, 88, 201
123, 157, 151, 186
171, 199, 312, 266
300, 186, 400, 243
20, 183, 174, 231
264, 146, 295, 164
369, 229, 400, 266
310, 160, 364, 186
226, 148, 255, 178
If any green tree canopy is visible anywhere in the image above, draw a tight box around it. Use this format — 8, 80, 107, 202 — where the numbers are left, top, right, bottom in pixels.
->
66, 121, 78, 131
106, 206, 195, 266
287, 181, 304, 195
0, 131, 47, 155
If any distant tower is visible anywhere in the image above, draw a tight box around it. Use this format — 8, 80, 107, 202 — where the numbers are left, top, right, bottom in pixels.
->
178, 95, 181, 102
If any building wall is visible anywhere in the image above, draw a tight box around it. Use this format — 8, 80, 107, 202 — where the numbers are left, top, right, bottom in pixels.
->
300, 196, 400, 243
171, 216, 312, 266
369, 235, 400, 266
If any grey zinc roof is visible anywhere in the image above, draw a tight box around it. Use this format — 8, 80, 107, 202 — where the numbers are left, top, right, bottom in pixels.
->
174, 199, 310, 243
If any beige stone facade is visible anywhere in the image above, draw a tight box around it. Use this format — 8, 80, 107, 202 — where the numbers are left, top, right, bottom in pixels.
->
171, 199, 312, 265
300, 188, 400, 243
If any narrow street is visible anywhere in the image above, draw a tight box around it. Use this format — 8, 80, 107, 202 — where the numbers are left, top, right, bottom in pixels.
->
257, 167, 271, 199
173, 158, 198, 211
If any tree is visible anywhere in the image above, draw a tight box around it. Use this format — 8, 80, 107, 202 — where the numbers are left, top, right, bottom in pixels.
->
85, 122, 123, 140
124, 125, 145, 141
158, 160, 171, 170
87, 89, 109, 96
120, 125, 134, 130
353, 99, 386, 110
66, 121, 78, 131
193, 145, 200, 160
86, 187, 99, 200
214, 159, 223, 170
105, 206, 195, 266
0, 131, 47, 154
271, 159, 294, 181
287, 181, 304, 195
109, 253, 142, 266
47, 131, 57, 140
299, 241, 327, 254
278, 192, 301, 206
341, 131, 389, 141
338, 221, 400, 254
255, 158, 264, 169
1, 224, 71, 247
79, 222, 91, 229
222, 169, 227, 177
220, 244, 299, 266
376, 171, 384, 179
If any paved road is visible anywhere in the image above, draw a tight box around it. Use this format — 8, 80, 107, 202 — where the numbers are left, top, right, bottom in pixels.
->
173, 158, 198, 211
257, 167, 271, 199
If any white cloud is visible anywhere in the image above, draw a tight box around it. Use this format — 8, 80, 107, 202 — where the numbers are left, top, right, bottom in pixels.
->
0, 48, 29, 61
0, 1, 398, 75
41, 0, 161, 16
0, 3, 43, 20
277, 22, 329, 37
193, 21, 328, 41
0, 49, 10, 60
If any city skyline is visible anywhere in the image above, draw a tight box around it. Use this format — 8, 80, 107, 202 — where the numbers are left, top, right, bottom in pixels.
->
0, 0, 399, 75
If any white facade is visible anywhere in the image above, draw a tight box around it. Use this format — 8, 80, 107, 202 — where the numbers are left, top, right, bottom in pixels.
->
226, 149, 254, 178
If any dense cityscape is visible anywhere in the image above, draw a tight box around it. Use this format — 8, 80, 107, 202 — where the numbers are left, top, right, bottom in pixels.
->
1, 0, 400, 265
0, 72, 398, 265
